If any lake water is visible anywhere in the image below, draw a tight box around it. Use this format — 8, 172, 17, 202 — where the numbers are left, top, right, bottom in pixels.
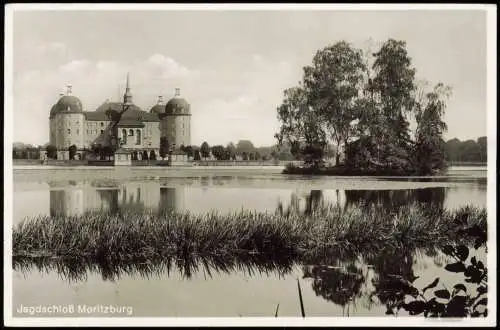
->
11, 166, 487, 317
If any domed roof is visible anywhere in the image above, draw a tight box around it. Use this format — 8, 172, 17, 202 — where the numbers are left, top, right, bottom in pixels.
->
149, 96, 166, 115
150, 104, 165, 115
165, 97, 191, 116
49, 95, 83, 119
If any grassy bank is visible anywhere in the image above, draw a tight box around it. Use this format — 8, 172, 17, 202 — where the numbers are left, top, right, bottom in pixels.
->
281, 164, 449, 176
13, 204, 486, 261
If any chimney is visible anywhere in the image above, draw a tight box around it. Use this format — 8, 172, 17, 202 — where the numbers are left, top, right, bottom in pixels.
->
66, 84, 72, 95
174, 88, 180, 97
157, 95, 164, 104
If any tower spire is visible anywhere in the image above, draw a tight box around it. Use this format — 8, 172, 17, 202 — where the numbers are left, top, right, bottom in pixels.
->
124, 72, 133, 104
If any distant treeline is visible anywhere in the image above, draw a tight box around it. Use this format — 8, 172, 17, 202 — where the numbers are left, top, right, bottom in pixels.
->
444, 136, 487, 164
12, 136, 487, 164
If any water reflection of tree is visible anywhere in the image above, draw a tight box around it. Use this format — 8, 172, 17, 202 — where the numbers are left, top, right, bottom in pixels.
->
277, 188, 446, 216
344, 188, 446, 213
96, 189, 120, 213
304, 190, 323, 215
303, 263, 365, 316
366, 247, 419, 315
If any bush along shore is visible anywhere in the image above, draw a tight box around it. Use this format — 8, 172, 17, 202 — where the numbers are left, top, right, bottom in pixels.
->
13, 204, 486, 262
281, 163, 451, 177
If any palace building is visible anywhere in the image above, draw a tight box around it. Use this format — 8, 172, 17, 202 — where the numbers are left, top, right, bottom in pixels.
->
46, 73, 192, 161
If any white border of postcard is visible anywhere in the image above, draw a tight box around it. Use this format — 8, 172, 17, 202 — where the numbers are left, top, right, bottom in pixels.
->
4, 3, 497, 327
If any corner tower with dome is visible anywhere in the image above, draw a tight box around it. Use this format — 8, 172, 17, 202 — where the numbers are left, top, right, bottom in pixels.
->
46, 74, 192, 162
156, 88, 192, 150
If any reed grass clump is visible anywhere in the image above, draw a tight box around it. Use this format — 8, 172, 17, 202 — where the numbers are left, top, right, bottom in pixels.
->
12, 204, 487, 261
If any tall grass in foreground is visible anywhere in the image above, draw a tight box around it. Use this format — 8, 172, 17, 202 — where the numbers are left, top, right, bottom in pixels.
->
13, 204, 486, 261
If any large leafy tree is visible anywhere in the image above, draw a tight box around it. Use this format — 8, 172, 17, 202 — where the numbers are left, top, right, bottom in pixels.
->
413, 83, 452, 175
275, 86, 327, 167
303, 41, 366, 165
371, 39, 418, 169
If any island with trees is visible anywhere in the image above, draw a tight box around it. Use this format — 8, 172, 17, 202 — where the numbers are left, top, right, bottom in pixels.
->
275, 38, 469, 176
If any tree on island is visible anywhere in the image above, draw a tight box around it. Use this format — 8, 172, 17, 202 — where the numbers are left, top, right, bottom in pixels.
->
276, 38, 451, 175
302, 40, 366, 165
413, 83, 452, 175
200, 141, 210, 160
275, 86, 327, 167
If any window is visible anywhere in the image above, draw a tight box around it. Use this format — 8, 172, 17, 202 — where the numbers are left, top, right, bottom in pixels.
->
129, 129, 134, 136
76, 129, 79, 135
122, 129, 127, 144
136, 129, 141, 145
100, 122, 104, 127
67, 129, 71, 135
100, 129, 104, 135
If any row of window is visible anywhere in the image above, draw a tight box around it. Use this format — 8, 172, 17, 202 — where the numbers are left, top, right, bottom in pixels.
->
58, 129, 108, 135
86, 122, 106, 127
121, 129, 142, 145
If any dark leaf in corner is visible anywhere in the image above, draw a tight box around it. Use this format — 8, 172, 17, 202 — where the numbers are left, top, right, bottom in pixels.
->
445, 262, 466, 273
403, 301, 426, 315
422, 278, 439, 293
434, 289, 451, 300
477, 286, 487, 294
474, 239, 483, 250
474, 298, 487, 307
445, 296, 467, 317
456, 245, 469, 261
442, 245, 455, 256
453, 284, 467, 294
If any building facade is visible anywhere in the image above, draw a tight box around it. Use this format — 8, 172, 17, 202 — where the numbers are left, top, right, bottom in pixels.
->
46, 74, 192, 160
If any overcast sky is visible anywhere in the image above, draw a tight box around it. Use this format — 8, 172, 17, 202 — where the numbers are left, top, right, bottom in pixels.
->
11, 8, 489, 147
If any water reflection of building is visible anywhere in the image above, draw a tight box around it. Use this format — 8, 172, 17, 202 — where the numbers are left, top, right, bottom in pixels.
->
160, 187, 186, 213
49, 182, 185, 216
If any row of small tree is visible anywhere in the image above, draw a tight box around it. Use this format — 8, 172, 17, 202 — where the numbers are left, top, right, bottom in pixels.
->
275, 38, 452, 175
159, 138, 280, 161
445, 137, 487, 163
